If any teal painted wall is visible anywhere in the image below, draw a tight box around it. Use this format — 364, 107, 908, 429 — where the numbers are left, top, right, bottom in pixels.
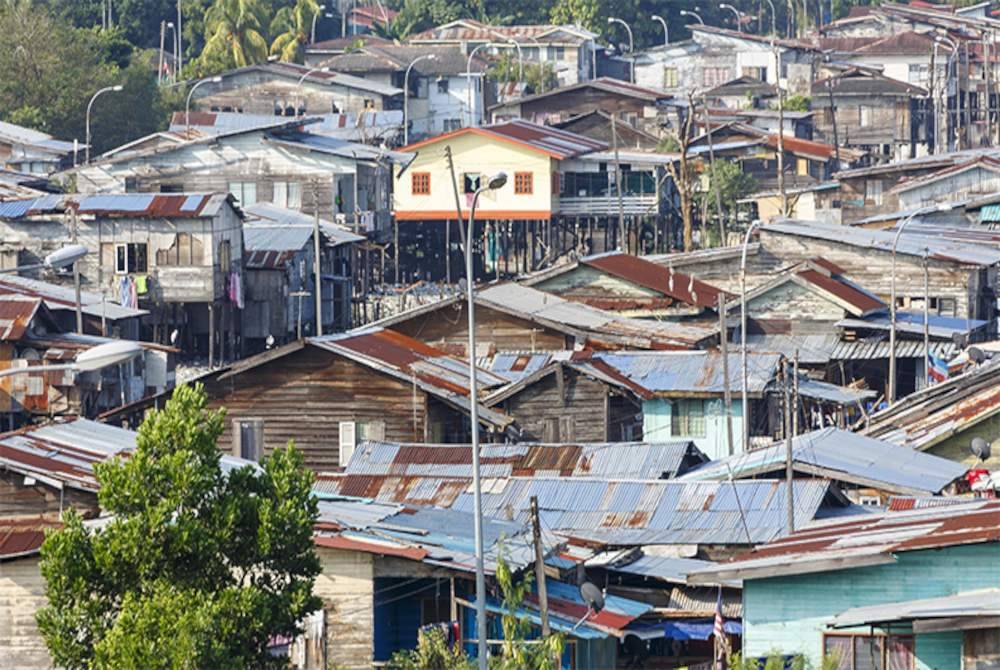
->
743, 543, 1000, 666
642, 398, 745, 459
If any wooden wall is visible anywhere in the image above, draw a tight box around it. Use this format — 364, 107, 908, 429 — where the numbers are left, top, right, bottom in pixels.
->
388, 304, 570, 356
0, 556, 52, 670
0, 474, 98, 518
315, 547, 374, 670
205, 346, 431, 473
495, 369, 611, 442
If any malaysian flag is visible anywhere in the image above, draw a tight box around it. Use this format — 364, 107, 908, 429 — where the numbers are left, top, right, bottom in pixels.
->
714, 586, 728, 670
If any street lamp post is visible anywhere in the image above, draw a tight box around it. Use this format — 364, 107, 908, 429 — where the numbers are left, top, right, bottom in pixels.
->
681, 9, 705, 24
296, 66, 332, 115
720, 3, 744, 31
1, 244, 91, 334
185, 76, 223, 137
607, 17, 634, 83
311, 4, 327, 43
740, 220, 761, 452
762, 0, 777, 35
404, 54, 438, 145
466, 44, 489, 127
888, 203, 952, 403
85, 85, 124, 164
0, 340, 143, 380
652, 14, 669, 46
465, 171, 507, 670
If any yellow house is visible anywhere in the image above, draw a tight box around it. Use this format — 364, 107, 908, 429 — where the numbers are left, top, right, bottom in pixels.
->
394, 119, 606, 222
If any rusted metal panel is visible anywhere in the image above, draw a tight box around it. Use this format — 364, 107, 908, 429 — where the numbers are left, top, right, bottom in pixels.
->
0, 296, 40, 341
583, 252, 727, 308
0, 516, 61, 559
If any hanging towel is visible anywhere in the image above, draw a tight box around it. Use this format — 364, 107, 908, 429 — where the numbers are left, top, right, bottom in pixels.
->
233, 273, 244, 309
135, 275, 148, 295
119, 276, 130, 307
129, 277, 138, 308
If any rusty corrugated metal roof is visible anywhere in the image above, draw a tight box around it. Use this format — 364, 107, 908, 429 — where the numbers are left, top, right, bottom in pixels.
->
0, 516, 61, 559
0, 295, 41, 341
0, 193, 226, 220
582, 252, 726, 309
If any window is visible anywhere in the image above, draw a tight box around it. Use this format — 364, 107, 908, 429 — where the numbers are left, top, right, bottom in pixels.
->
228, 181, 257, 206
938, 297, 957, 316
514, 171, 533, 195
157, 232, 204, 266
218, 240, 231, 269
741, 66, 766, 81
702, 67, 730, 88
552, 46, 565, 60
859, 105, 873, 128
865, 179, 883, 206
159, 183, 183, 193
437, 78, 449, 94
671, 399, 706, 438
443, 118, 462, 132
663, 66, 679, 88
412, 172, 431, 195
272, 181, 302, 209
463, 173, 482, 194
823, 633, 913, 670
908, 63, 929, 85
115, 243, 148, 274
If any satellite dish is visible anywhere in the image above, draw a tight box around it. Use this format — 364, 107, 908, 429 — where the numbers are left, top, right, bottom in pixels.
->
971, 437, 991, 462
579, 582, 605, 614
265, 334, 275, 349
969, 347, 986, 364
952, 332, 969, 349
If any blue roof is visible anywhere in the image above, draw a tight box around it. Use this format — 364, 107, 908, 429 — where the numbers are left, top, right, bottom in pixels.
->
679, 427, 967, 495
592, 351, 781, 395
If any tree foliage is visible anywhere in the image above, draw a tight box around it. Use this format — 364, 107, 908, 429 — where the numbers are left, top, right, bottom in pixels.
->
200, 0, 269, 71
389, 628, 476, 670
490, 52, 557, 96
0, 0, 177, 155
490, 554, 564, 670
699, 159, 757, 216
36, 383, 322, 669
270, 0, 321, 63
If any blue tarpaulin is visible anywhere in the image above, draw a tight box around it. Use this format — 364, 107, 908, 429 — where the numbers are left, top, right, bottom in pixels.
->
661, 619, 743, 640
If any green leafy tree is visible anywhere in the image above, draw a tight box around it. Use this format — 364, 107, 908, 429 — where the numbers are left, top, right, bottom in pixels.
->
270, 0, 320, 62
782, 95, 811, 112
490, 553, 564, 670
699, 158, 757, 218
389, 628, 476, 670
490, 52, 557, 96
549, 0, 599, 33
200, 0, 269, 71
36, 384, 322, 669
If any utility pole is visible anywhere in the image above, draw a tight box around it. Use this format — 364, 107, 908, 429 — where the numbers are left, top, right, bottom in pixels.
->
158, 21, 166, 85
792, 349, 799, 437
774, 44, 787, 215
825, 80, 840, 170
923, 249, 930, 388
784, 358, 794, 535
176, 0, 183, 78
611, 113, 626, 252
719, 294, 735, 456
312, 181, 323, 337
530, 496, 550, 636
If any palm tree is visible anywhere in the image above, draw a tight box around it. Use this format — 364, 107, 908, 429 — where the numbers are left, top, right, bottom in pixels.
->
202, 0, 269, 70
270, 0, 321, 64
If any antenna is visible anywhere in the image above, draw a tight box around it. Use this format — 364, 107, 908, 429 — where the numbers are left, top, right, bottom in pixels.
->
971, 437, 991, 462
579, 582, 605, 613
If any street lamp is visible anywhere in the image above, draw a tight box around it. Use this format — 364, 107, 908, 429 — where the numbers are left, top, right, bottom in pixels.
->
0, 244, 89, 275
740, 220, 761, 452
296, 66, 331, 116
0, 340, 143, 380
85, 85, 124, 164
501, 37, 524, 88
464, 171, 507, 670
404, 54, 437, 145
185, 76, 223, 137
466, 43, 489, 127
607, 17, 634, 83
761, 0, 777, 35
720, 3, 744, 32
888, 203, 952, 404
311, 4, 327, 43
680, 9, 705, 24
652, 14, 669, 46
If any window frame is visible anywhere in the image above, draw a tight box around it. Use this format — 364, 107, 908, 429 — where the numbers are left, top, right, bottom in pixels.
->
412, 171, 431, 196
671, 398, 707, 438
463, 172, 482, 194
514, 171, 533, 195
114, 242, 149, 275
663, 66, 679, 88
821, 632, 915, 670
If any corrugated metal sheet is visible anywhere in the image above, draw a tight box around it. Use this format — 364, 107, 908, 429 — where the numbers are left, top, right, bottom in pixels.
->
243, 202, 364, 247
590, 351, 781, 395
476, 284, 714, 349
679, 427, 967, 495
593, 551, 720, 584
830, 337, 958, 361
979, 204, 1000, 222
764, 220, 1000, 266
409, 20, 595, 45
582, 252, 725, 308
837, 312, 988, 339
743, 334, 842, 364
0, 516, 62, 559
0, 295, 41, 341
266, 131, 413, 164
0, 274, 146, 321
692, 499, 1000, 582
831, 588, 1000, 628
343, 439, 704, 480
797, 268, 885, 314
795, 378, 876, 404
319, 475, 838, 546
0, 193, 224, 220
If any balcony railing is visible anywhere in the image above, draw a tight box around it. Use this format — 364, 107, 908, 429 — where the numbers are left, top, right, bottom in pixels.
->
558, 195, 659, 216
